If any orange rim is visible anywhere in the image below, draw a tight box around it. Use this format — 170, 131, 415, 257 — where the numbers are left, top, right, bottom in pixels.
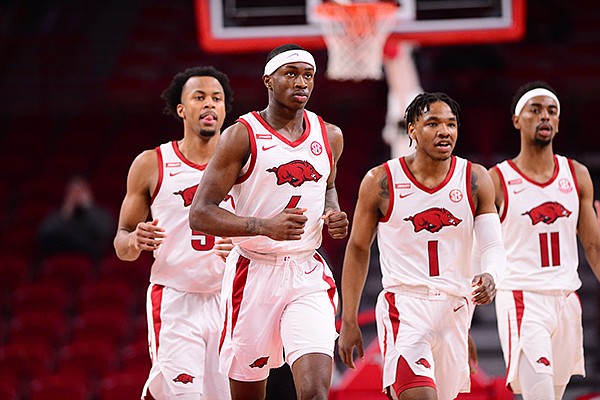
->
314, 2, 399, 19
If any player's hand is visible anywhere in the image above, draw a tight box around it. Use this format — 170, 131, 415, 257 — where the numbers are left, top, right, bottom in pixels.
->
214, 237, 234, 262
594, 200, 600, 226
131, 219, 166, 251
322, 209, 348, 239
266, 208, 308, 241
338, 320, 364, 369
471, 273, 495, 305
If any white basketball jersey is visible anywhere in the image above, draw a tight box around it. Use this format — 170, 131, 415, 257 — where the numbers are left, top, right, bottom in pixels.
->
494, 155, 581, 291
377, 156, 475, 297
150, 141, 235, 293
231, 110, 332, 253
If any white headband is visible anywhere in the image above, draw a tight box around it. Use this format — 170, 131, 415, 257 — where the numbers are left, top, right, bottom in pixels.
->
514, 88, 560, 117
263, 49, 316, 76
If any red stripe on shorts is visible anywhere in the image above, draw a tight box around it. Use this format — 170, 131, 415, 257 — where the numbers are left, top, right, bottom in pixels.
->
315, 253, 337, 313
391, 355, 436, 396
383, 291, 400, 358
231, 255, 250, 338
512, 290, 524, 336
219, 302, 228, 353
151, 284, 165, 353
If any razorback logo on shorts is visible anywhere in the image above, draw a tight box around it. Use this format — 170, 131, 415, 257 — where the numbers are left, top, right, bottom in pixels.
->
522, 201, 571, 225
173, 373, 195, 384
249, 356, 269, 368
415, 358, 431, 369
404, 207, 462, 233
173, 185, 198, 207
536, 357, 551, 367
267, 160, 322, 187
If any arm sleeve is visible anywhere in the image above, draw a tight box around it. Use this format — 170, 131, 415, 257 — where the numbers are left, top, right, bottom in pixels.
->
474, 213, 506, 285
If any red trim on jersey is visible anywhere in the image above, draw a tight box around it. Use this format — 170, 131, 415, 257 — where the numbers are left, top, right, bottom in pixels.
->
235, 119, 257, 184
466, 161, 475, 216
506, 156, 559, 188
494, 166, 509, 222
171, 140, 207, 170
315, 253, 337, 313
151, 284, 165, 354
252, 110, 311, 148
384, 291, 400, 346
151, 146, 164, 205
400, 156, 457, 194
390, 356, 436, 396
567, 158, 580, 201
230, 255, 250, 338
380, 162, 395, 223
318, 116, 334, 170
512, 290, 524, 336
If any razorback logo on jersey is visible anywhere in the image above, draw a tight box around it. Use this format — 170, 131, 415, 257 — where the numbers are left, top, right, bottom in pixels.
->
404, 207, 462, 233
173, 373, 195, 384
536, 357, 551, 367
267, 160, 322, 187
173, 185, 198, 207
249, 356, 269, 368
415, 358, 431, 369
522, 201, 571, 225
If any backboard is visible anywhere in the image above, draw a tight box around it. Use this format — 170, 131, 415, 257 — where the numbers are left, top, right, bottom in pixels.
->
194, 0, 525, 53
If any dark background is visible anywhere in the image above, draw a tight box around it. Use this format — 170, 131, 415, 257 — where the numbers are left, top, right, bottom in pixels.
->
0, 0, 599, 399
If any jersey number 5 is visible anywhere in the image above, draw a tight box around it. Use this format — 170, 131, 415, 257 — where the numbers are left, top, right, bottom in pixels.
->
191, 230, 215, 251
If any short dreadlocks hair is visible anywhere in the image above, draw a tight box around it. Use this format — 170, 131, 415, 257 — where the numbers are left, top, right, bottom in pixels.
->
161, 66, 234, 121
404, 92, 461, 130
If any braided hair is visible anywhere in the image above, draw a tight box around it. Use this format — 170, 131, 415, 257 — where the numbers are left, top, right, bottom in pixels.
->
404, 92, 461, 129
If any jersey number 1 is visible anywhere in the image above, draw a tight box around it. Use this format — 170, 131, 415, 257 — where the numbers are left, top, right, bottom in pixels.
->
428, 241, 440, 276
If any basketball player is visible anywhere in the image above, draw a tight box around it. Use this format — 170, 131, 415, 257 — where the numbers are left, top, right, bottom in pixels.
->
338, 92, 506, 400
114, 66, 234, 400
189, 44, 348, 400
491, 81, 600, 399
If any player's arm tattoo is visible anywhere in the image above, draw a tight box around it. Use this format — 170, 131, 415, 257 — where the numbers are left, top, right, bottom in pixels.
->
245, 217, 262, 235
379, 173, 389, 199
471, 170, 479, 207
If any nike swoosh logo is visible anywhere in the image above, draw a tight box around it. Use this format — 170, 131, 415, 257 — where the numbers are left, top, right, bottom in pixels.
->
305, 265, 317, 275
453, 304, 465, 312
513, 188, 526, 194
262, 145, 277, 151
399, 193, 413, 199
170, 171, 185, 176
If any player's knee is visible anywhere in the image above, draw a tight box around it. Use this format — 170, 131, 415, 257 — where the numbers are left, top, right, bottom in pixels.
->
295, 385, 329, 400
293, 373, 330, 400
518, 353, 554, 400
522, 378, 554, 400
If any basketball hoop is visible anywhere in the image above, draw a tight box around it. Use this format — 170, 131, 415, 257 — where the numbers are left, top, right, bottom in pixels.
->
314, 1, 399, 81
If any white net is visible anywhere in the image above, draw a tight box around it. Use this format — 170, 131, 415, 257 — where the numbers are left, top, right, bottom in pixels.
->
315, 2, 399, 81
